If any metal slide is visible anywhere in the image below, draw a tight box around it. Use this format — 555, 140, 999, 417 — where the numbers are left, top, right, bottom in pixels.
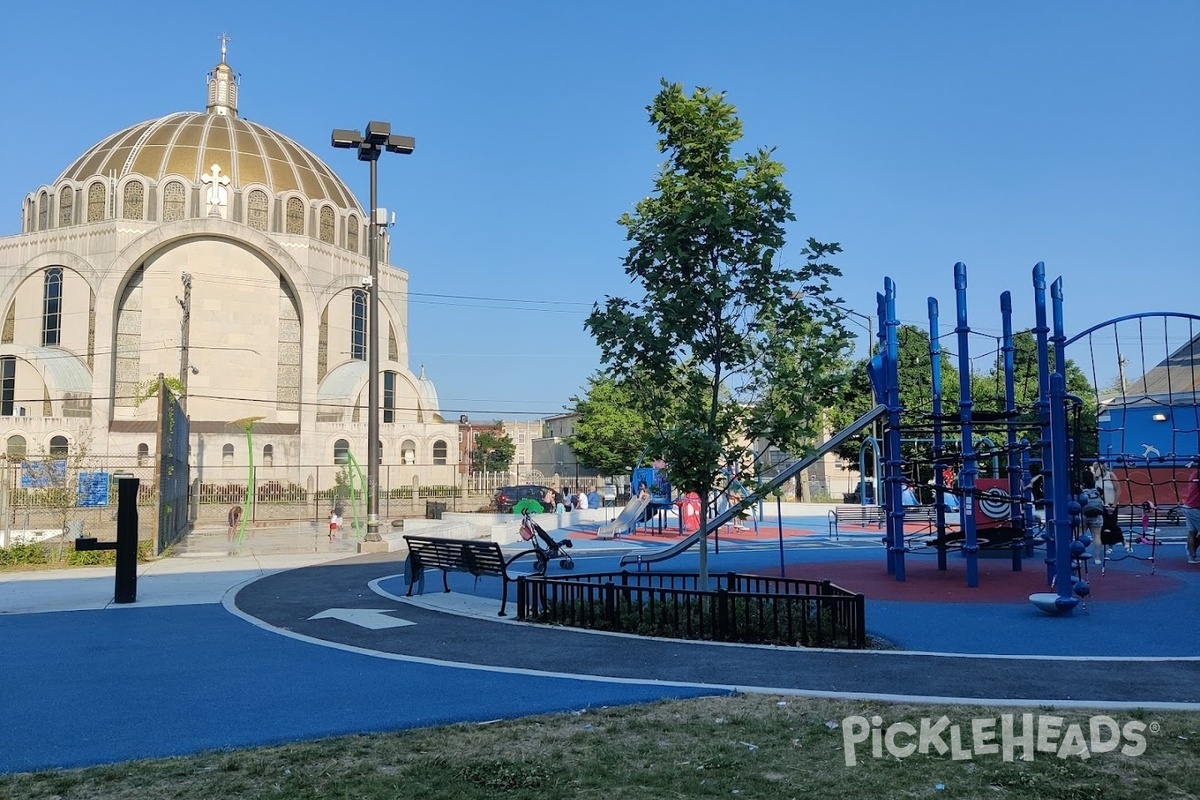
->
596, 493, 653, 539
618, 404, 889, 567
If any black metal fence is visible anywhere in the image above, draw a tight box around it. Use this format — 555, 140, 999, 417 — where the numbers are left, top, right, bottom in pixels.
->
157, 384, 191, 554
516, 570, 865, 649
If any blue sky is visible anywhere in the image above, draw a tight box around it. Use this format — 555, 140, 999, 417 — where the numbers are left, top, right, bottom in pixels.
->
1, 1, 1196, 421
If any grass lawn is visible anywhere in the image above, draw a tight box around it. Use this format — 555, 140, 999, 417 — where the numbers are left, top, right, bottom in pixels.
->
3, 694, 1198, 799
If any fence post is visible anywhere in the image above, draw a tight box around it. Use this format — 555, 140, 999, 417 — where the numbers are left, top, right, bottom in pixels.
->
854, 592, 866, 649
716, 587, 729, 641
726, 571, 737, 593
603, 580, 616, 626
516, 575, 526, 620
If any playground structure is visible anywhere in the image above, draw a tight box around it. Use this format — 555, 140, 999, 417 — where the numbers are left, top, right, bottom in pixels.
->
613, 261, 1198, 617
866, 262, 1199, 614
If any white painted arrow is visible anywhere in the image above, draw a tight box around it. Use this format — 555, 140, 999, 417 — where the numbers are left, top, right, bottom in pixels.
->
307, 608, 416, 630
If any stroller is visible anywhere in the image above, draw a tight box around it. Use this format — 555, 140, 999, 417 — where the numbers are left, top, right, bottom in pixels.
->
519, 507, 575, 574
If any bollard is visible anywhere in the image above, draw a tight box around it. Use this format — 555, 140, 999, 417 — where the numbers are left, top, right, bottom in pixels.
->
74, 476, 139, 603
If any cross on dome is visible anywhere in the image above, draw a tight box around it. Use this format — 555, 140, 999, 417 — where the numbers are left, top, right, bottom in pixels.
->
201, 164, 230, 217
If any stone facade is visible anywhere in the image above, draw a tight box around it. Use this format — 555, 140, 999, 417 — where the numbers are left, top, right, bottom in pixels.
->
0, 51, 459, 497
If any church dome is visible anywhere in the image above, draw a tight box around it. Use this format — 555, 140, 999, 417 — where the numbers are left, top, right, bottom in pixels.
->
53, 47, 362, 214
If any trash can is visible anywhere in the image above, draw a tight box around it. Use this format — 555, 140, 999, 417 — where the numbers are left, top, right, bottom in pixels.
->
425, 501, 447, 520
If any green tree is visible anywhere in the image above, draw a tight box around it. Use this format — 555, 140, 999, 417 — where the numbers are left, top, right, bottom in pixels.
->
825, 325, 960, 469
472, 430, 515, 473
586, 80, 851, 579
969, 330, 1097, 470
567, 374, 653, 475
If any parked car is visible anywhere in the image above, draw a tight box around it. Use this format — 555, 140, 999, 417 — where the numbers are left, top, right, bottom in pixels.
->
493, 485, 553, 514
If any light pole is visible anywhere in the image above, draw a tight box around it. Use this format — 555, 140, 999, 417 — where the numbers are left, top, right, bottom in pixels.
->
332, 122, 415, 541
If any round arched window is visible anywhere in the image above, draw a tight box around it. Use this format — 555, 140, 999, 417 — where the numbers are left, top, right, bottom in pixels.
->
6, 435, 26, 459
49, 436, 68, 457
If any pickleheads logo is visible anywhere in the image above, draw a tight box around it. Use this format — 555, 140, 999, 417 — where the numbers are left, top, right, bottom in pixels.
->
841, 714, 1149, 767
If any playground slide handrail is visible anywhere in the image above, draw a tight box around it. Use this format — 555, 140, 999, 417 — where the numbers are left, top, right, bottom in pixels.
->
618, 404, 890, 567
598, 493, 652, 538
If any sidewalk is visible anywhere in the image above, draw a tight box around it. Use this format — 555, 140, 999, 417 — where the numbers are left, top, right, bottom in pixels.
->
0, 518, 641, 616
0, 521, 362, 615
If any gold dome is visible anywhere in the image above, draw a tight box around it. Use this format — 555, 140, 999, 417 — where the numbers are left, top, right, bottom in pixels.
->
56, 112, 362, 214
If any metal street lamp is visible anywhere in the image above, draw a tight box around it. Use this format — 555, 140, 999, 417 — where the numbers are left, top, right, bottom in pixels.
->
332, 121, 415, 541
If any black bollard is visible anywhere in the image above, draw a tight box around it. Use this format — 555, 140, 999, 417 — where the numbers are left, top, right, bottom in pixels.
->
113, 476, 139, 603
74, 476, 139, 603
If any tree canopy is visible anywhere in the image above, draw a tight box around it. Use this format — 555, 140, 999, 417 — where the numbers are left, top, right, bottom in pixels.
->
567, 374, 654, 475
585, 80, 852, 577
472, 430, 515, 473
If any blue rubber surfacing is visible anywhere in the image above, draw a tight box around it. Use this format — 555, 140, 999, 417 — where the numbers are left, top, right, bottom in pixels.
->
0, 604, 712, 774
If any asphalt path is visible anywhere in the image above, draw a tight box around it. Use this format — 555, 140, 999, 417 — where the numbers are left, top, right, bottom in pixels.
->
232, 553, 1200, 709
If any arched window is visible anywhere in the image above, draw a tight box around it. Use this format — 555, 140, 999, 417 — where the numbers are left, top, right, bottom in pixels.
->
247, 189, 268, 231
122, 181, 144, 219
319, 206, 335, 244
222, 443, 234, 466
58, 187, 74, 227
432, 440, 448, 465
6, 434, 26, 459
43, 268, 63, 346
401, 439, 416, 466
137, 443, 149, 466
163, 181, 186, 222
49, 436, 68, 457
351, 290, 366, 360
333, 439, 349, 465
38, 191, 49, 230
285, 197, 304, 234
347, 214, 360, 253
87, 182, 106, 222
263, 444, 274, 467
383, 371, 396, 423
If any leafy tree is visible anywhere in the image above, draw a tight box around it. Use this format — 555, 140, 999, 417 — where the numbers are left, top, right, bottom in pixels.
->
825, 325, 960, 469
586, 80, 851, 579
472, 430, 515, 473
969, 330, 1097, 473
567, 374, 653, 475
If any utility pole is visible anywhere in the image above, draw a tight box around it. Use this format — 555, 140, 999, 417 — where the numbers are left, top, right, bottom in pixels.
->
177, 272, 192, 415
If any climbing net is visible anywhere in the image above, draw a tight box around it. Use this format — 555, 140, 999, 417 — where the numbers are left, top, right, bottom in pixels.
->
1065, 313, 1200, 512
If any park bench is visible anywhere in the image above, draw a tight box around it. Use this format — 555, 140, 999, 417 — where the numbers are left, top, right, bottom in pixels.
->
403, 535, 536, 617
827, 505, 885, 539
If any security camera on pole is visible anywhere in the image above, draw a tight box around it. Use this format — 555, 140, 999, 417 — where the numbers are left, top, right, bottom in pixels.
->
331, 122, 415, 541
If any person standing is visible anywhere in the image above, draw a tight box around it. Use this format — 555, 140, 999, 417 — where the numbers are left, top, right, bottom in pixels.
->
329, 507, 343, 541
1183, 459, 1200, 564
1078, 472, 1105, 565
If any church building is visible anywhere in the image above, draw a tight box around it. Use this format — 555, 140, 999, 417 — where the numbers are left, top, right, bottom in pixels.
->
0, 44, 459, 495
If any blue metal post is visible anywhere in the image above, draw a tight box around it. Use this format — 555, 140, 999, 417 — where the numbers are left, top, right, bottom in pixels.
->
1033, 263, 1056, 587
954, 263, 979, 588
884, 279, 906, 581
1001, 292, 1021, 572
928, 297, 948, 571
1049, 372, 1078, 611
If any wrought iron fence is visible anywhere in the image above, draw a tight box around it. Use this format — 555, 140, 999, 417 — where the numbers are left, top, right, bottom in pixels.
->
516, 570, 865, 649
